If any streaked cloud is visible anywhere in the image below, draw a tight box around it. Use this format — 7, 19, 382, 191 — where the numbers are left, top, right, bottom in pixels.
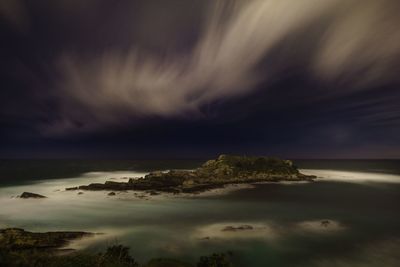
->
29, 0, 400, 135
0, 0, 29, 31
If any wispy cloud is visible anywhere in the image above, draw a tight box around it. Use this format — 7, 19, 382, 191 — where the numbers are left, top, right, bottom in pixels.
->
43, 0, 400, 135
0, 0, 29, 31
314, 0, 400, 87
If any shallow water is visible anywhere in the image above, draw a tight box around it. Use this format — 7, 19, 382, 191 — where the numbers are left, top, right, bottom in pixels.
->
1, 161, 400, 266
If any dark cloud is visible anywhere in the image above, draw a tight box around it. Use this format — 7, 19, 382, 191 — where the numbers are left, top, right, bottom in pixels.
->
1, 0, 399, 158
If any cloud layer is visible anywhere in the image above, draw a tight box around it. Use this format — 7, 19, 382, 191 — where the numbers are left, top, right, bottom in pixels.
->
6, 0, 399, 135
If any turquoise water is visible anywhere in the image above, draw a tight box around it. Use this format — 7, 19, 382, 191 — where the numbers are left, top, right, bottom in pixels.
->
0, 160, 399, 266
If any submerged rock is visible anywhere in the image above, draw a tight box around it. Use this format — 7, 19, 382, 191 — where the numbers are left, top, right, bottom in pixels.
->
108, 192, 116, 196
147, 190, 160, 196
74, 155, 316, 194
222, 225, 254, 232
19, 192, 47, 199
65, 187, 78, 191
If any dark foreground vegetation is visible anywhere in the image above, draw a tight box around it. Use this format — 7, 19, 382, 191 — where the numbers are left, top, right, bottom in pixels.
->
0, 244, 233, 267
0, 228, 233, 266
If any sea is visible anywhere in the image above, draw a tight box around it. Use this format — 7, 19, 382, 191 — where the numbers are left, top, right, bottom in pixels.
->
0, 159, 399, 267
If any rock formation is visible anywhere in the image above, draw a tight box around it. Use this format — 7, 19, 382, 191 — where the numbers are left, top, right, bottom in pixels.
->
70, 155, 315, 194
0, 228, 94, 250
19, 192, 47, 199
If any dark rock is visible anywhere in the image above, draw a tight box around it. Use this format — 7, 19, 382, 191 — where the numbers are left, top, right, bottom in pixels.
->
0, 228, 94, 250
321, 220, 330, 227
108, 192, 116, 196
147, 190, 160, 196
19, 192, 47, 199
222, 225, 254, 232
65, 187, 78, 191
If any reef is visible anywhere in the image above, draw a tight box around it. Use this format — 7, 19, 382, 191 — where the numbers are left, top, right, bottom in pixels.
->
0, 228, 94, 251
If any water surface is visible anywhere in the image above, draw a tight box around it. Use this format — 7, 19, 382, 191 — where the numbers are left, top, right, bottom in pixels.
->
0, 160, 399, 266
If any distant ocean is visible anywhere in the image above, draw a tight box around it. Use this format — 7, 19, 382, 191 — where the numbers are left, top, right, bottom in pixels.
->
1, 159, 400, 185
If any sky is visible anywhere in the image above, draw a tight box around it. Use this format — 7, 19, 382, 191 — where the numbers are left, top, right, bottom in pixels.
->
1, 0, 400, 159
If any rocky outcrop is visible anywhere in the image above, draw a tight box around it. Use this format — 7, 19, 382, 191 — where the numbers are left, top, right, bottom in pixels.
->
71, 155, 316, 194
19, 192, 47, 199
0, 228, 94, 250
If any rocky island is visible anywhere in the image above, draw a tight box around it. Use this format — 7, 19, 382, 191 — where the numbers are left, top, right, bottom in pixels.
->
69, 155, 315, 194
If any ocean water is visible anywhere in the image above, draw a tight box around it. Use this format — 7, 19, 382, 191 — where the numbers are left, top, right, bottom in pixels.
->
0, 160, 399, 267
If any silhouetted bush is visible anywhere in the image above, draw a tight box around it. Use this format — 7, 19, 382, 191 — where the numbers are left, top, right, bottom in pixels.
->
197, 253, 233, 267
100, 245, 139, 267
0, 245, 234, 267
